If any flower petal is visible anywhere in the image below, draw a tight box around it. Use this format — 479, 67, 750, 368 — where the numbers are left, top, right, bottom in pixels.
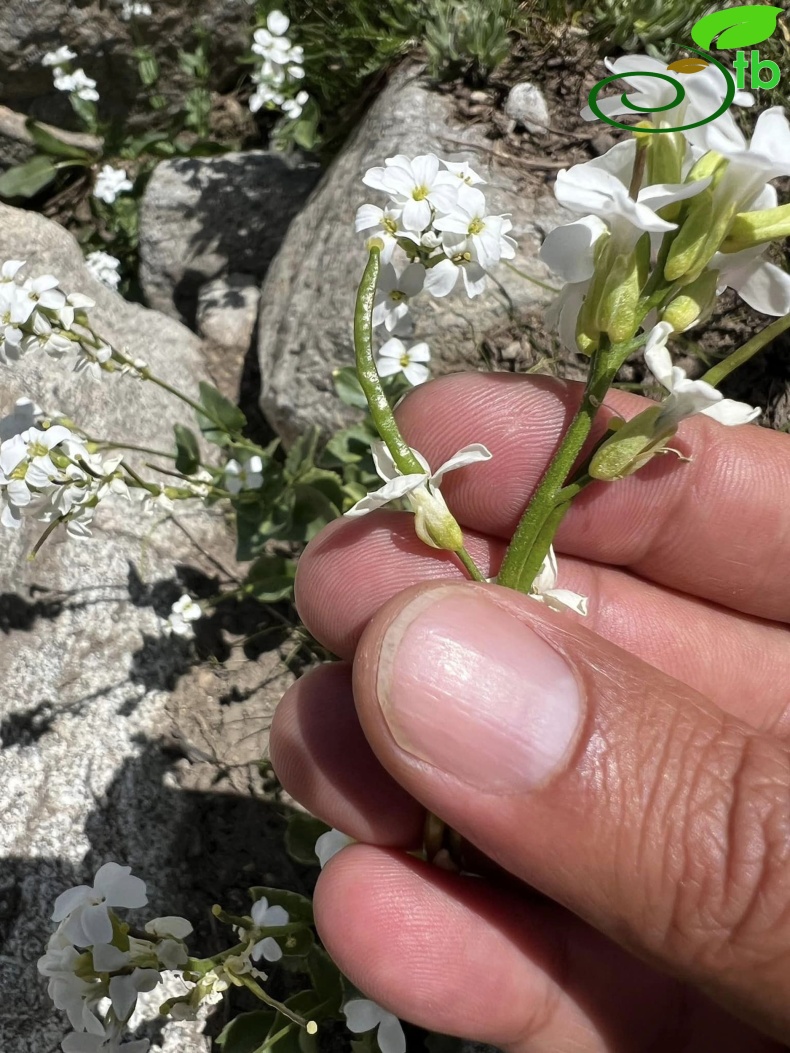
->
431, 443, 492, 486
344, 999, 383, 1033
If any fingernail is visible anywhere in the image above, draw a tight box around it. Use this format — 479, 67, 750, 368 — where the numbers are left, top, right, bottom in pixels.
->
377, 587, 582, 794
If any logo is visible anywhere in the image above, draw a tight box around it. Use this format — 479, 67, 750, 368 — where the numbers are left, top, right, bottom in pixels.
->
587, 4, 785, 133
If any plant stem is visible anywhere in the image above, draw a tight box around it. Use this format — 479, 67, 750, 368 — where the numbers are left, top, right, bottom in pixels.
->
502, 260, 560, 294
353, 246, 423, 476
497, 345, 618, 593
701, 312, 790, 388
236, 973, 313, 1029
456, 547, 485, 581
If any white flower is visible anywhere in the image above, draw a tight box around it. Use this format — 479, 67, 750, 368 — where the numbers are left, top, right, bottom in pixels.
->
644, 322, 759, 427
440, 159, 485, 185
376, 337, 430, 385
120, 0, 152, 19
372, 261, 425, 331
539, 215, 608, 352
223, 455, 264, 494
144, 916, 193, 940
17, 273, 66, 319
59, 292, 95, 331
166, 594, 202, 637
109, 969, 160, 1022
24, 311, 73, 358
93, 165, 134, 205
422, 251, 487, 299
52, 863, 148, 947
85, 251, 122, 290
345, 439, 491, 549
363, 154, 458, 233
43, 46, 77, 68
433, 184, 516, 269
250, 897, 289, 963
53, 68, 99, 102
713, 245, 790, 317
581, 53, 752, 150
344, 1000, 406, 1053
0, 424, 76, 527
553, 148, 709, 250
0, 285, 27, 360
281, 90, 309, 120
529, 547, 588, 616
315, 828, 353, 868
267, 9, 290, 34
354, 204, 403, 263
705, 107, 790, 226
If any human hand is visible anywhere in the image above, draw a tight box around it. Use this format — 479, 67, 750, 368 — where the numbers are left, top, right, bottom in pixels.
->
270, 371, 790, 1052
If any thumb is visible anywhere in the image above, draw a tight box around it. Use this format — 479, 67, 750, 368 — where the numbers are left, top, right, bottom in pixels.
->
352, 580, 790, 1041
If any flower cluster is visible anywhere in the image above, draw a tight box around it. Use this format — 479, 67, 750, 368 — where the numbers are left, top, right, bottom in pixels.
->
120, 0, 152, 18
536, 57, 790, 442
248, 10, 310, 120
0, 261, 109, 375
43, 47, 99, 103
358, 153, 516, 303
93, 165, 134, 206
86, 251, 122, 290
165, 594, 202, 637
38, 863, 193, 1053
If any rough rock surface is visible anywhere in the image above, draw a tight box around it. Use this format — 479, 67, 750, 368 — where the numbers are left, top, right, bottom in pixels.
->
504, 81, 551, 134
139, 151, 321, 324
0, 205, 299, 1052
196, 272, 261, 353
0, 0, 250, 127
257, 62, 570, 445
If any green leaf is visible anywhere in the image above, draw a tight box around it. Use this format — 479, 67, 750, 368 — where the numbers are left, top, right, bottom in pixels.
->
332, 367, 368, 410
285, 813, 329, 866
280, 926, 315, 958
691, 5, 782, 50
285, 427, 320, 480
249, 887, 314, 925
323, 423, 375, 468
217, 1010, 276, 1053
196, 381, 247, 445
0, 155, 59, 199
244, 554, 296, 603
173, 424, 201, 475
24, 120, 95, 160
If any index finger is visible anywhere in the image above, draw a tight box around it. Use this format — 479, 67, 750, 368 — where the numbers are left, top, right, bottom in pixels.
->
393, 372, 790, 623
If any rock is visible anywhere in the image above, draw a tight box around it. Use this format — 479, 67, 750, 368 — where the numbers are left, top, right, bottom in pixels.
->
504, 81, 551, 134
0, 103, 102, 173
139, 150, 321, 324
257, 62, 569, 445
0, 205, 294, 1052
0, 0, 250, 129
196, 272, 260, 352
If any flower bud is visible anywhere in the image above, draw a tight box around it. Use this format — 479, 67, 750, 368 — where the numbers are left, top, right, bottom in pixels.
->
596, 243, 644, 344
686, 150, 728, 185
720, 202, 790, 253
664, 187, 715, 282
660, 269, 718, 331
589, 406, 675, 481
409, 487, 464, 551
646, 131, 684, 194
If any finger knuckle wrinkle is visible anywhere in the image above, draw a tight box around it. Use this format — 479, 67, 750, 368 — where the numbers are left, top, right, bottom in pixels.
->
666, 726, 790, 976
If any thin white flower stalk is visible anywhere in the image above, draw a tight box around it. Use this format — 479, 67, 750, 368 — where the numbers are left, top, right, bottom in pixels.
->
248, 10, 310, 120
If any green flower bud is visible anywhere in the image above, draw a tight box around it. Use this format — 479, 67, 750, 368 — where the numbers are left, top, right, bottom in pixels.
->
660, 269, 719, 331
596, 244, 644, 344
720, 202, 790, 253
686, 150, 728, 186
589, 406, 676, 481
410, 487, 464, 552
664, 188, 715, 282
647, 132, 684, 195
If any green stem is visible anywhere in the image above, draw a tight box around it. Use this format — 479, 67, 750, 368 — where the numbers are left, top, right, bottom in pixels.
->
701, 312, 790, 388
235, 973, 312, 1029
502, 260, 560, 294
456, 547, 485, 581
353, 247, 423, 476
497, 346, 618, 593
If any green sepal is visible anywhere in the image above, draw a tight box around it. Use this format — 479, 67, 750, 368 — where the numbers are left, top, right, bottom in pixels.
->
589, 406, 676, 481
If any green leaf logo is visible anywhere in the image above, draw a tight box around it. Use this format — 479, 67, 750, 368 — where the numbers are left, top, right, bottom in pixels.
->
691, 5, 783, 50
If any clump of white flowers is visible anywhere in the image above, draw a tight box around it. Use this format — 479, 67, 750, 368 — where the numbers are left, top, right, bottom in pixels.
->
120, 0, 152, 18
165, 594, 202, 637
248, 10, 310, 120
93, 165, 134, 205
85, 250, 122, 290
43, 48, 99, 103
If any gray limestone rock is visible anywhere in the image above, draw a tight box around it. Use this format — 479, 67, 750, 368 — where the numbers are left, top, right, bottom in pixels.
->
504, 81, 551, 134
196, 272, 261, 353
0, 203, 232, 1053
256, 62, 569, 445
139, 150, 321, 324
